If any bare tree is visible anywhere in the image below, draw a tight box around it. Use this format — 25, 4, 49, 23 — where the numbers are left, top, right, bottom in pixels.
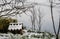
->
1, 1, 60, 39
49, 0, 60, 39
49, 0, 56, 35
27, 7, 36, 31
0, 0, 41, 32
38, 7, 42, 32
0, 0, 34, 17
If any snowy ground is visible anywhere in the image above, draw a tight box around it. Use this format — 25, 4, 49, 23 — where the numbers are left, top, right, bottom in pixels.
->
0, 32, 56, 39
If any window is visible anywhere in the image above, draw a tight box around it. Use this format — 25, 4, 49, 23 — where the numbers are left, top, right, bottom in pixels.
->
13, 24, 15, 25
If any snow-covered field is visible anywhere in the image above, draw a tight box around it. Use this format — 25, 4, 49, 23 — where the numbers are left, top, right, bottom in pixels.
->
0, 32, 56, 39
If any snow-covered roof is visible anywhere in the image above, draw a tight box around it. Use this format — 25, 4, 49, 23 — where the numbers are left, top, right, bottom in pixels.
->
8, 23, 23, 30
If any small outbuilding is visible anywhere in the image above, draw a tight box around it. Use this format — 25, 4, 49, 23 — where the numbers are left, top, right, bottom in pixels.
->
8, 23, 23, 34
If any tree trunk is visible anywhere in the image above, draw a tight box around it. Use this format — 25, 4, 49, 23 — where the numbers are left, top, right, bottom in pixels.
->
50, 1, 56, 35
38, 8, 41, 32
56, 35, 59, 39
